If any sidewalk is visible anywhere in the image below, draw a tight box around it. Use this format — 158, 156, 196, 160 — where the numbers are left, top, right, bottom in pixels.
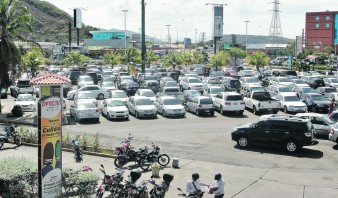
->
0, 105, 36, 126
1, 145, 338, 198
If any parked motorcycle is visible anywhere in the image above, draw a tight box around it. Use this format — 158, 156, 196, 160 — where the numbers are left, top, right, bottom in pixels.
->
177, 187, 204, 198
138, 143, 170, 171
149, 173, 174, 198
96, 164, 125, 198
114, 146, 148, 168
0, 123, 21, 149
72, 140, 83, 162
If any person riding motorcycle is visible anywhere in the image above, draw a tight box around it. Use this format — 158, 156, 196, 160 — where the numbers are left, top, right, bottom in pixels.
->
186, 173, 208, 197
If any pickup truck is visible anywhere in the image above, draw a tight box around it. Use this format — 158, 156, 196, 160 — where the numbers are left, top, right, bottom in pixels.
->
244, 91, 280, 115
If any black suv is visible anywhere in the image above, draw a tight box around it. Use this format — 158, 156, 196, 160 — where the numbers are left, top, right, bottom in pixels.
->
231, 115, 317, 153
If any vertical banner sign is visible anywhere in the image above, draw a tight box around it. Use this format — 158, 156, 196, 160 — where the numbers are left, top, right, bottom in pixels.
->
288, 55, 292, 70
38, 96, 62, 198
213, 6, 224, 38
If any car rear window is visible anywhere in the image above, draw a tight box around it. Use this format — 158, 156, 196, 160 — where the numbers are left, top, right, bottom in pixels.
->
200, 98, 213, 104
226, 95, 243, 101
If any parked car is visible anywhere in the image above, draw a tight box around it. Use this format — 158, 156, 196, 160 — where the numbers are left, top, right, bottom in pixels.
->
101, 81, 116, 91
244, 91, 280, 115
160, 77, 176, 88
179, 77, 204, 92
275, 93, 307, 113
213, 92, 245, 115
86, 72, 99, 85
324, 78, 338, 88
308, 78, 325, 89
74, 91, 97, 106
120, 81, 140, 96
77, 75, 94, 88
127, 96, 157, 118
135, 89, 156, 102
67, 85, 109, 100
238, 70, 254, 77
240, 85, 265, 98
156, 87, 183, 102
185, 96, 214, 116
266, 85, 292, 97
304, 93, 330, 113
101, 99, 129, 120
294, 86, 315, 101
70, 102, 100, 122
154, 96, 185, 117
203, 86, 224, 100
15, 94, 36, 111
271, 77, 293, 86
231, 115, 316, 153
296, 113, 334, 136
328, 93, 338, 105
182, 90, 201, 105
11, 79, 33, 98
108, 90, 128, 104
69, 70, 83, 85
329, 122, 338, 144
239, 77, 260, 86
315, 87, 337, 98
161, 81, 179, 90
223, 77, 241, 92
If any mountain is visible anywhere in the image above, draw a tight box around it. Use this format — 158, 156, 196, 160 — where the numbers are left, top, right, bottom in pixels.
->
222, 34, 294, 44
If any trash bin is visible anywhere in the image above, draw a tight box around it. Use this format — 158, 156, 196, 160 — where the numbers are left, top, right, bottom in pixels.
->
172, 158, 179, 168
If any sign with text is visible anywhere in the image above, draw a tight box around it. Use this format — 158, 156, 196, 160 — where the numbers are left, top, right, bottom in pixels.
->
38, 96, 62, 198
213, 6, 224, 38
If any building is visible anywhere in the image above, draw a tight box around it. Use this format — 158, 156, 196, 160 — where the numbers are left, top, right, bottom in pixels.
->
305, 11, 338, 53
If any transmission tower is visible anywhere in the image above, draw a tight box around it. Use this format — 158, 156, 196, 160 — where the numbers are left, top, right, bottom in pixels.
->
268, 0, 283, 45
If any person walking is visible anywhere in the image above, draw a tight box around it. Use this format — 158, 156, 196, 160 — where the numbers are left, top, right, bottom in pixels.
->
209, 173, 225, 198
329, 98, 335, 115
306, 95, 314, 112
186, 173, 208, 197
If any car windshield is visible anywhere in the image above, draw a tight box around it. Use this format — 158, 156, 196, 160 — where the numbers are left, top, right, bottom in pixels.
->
17, 81, 30, 87
200, 98, 213, 104
17, 95, 33, 101
80, 77, 92, 82
294, 80, 305, 84
210, 87, 223, 94
278, 87, 292, 92
78, 103, 96, 109
284, 96, 299, 101
251, 87, 265, 92
104, 72, 113, 75
245, 78, 259, 83
322, 116, 334, 124
166, 82, 178, 86
163, 98, 180, 105
330, 79, 338, 83
188, 79, 201, 83
325, 88, 336, 93
103, 77, 114, 82
213, 71, 224, 76
278, 78, 290, 82
141, 91, 155, 97
136, 99, 153, 105
311, 95, 327, 101
302, 88, 315, 93
102, 82, 115, 87
226, 95, 243, 101
78, 92, 94, 99
242, 70, 253, 75
145, 76, 156, 80
111, 92, 127, 98
107, 100, 125, 107
165, 88, 179, 93
230, 80, 240, 86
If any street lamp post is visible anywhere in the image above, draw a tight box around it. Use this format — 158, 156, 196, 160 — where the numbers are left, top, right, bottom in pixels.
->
166, 25, 171, 52
244, 20, 250, 53
122, 10, 128, 50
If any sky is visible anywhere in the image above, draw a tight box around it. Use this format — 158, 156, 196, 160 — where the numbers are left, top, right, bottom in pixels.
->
44, 0, 338, 41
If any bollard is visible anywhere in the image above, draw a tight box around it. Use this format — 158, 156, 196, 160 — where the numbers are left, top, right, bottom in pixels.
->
172, 158, 179, 168
152, 162, 160, 177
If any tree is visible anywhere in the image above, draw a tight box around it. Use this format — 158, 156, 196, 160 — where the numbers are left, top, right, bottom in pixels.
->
120, 48, 141, 75
210, 51, 229, 71
103, 50, 121, 68
228, 48, 247, 66
163, 51, 182, 71
63, 51, 91, 66
21, 48, 45, 77
246, 51, 270, 71
145, 50, 159, 67
191, 51, 204, 64
323, 45, 334, 54
181, 51, 193, 66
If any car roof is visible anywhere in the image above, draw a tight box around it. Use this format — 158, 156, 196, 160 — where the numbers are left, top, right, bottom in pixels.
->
132, 96, 152, 100
296, 113, 325, 118
77, 91, 92, 94
221, 91, 240, 95
195, 96, 211, 99
278, 92, 297, 96
159, 96, 176, 100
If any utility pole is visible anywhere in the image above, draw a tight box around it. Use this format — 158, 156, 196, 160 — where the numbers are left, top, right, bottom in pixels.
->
141, 0, 146, 73
268, 0, 283, 46
194, 29, 198, 43
122, 10, 128, 50
166, 25, 171, 53
244, 21, 250, 53
206, 3, 227, 55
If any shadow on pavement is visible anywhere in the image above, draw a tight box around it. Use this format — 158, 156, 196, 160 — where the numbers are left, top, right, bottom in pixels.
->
332, 144, 338, 150
0, 144, 21, 150
234, 144, 323, 159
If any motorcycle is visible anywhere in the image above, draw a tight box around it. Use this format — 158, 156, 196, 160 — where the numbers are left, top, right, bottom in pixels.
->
72, 140, 83, 162
114, 170, 143, 198
96, 164, 125, 198
177, 187, 204, 198
138, 143, 170, 171
0, 123, 21, 149
149, 173, 174, 198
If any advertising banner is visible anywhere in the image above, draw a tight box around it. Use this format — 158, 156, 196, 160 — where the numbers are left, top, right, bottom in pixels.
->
38, 96, 62, 198
213, 6, 224, 38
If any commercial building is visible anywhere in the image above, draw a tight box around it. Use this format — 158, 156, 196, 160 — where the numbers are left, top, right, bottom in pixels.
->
305, 11, 338, 53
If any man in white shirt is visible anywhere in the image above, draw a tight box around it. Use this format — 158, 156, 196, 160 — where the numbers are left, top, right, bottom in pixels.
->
213, 173, 225, 198
186, 173, 208, 197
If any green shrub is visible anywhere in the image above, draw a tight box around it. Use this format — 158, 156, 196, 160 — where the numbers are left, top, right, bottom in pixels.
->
80, 133, 92, 150
62, 168, 98, 197
91, 132, 100, 152
62, 131, 73, 148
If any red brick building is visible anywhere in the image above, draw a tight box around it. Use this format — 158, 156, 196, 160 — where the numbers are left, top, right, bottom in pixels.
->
305, 11, 338, 53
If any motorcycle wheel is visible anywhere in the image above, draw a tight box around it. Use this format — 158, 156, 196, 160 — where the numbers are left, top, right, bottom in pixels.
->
114, 156, 127, 168
157, 154, 170, 166
138, 157, 151, 171
14, 135, 22, 146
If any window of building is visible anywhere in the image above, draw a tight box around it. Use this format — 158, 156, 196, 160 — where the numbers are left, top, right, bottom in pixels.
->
315, 24, 320, 28
315, 16, 320, 21
326, 16, 331, 20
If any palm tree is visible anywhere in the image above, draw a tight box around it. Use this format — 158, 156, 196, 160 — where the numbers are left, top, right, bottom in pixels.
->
246, 52, 270, 71
0, 0, 35, 113
181, 51, 193, 66
192, 50, 204, 64
63, 51, 91, 66
163, 51, 182, 71
210, 51, 229, 71
103, 50, 121, 68
121, 48, 141, 75
21, 48, 45, 76
146, 50, 159, 67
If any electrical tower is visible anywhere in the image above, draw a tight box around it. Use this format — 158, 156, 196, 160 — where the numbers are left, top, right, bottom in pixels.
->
268, 0, 283, 45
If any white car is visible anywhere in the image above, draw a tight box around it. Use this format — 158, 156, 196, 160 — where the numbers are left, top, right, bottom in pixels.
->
67, 85, 109, 100
15, 94, 36, 111
274, 93, 307, 113
74, 91, 97, 106
180, 77, 204, 92
70, 102, 100, 123
239, 77, 260, 86
324, 78, 338, 88
213, 92, 245, 115
272, 77, 293, 86
127, 96, 157, 118
185, 96, 214, 116
203, 86, 224, 100
77, 75, 94, 88
109, 90, 129, 105
101, 99, 129, 120
135, 89, 156, 102
101, 81, 116, 91
154, 96, 185, 117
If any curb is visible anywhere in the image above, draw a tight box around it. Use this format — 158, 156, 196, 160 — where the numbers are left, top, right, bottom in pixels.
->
0, 119, 36, 127
21, 142, 116, 158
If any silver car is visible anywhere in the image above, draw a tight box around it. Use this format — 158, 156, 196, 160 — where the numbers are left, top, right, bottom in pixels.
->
154, 96, 185, 117
185, 96, 214, 116
127, 96, 157, 118
296, 113, 334, 136
70, 102, 100, 123
329, 122, 338, 144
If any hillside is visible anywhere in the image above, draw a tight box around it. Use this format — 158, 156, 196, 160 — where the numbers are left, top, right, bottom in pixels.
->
223, 34, 294, 44
21, 0, 98, 44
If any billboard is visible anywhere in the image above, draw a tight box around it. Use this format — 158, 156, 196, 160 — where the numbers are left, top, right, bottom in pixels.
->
38, 96, 62, 197
93, 32, 126, 40
213, 6, 224, 38
335, 14, 338, 44
74, 8, 82, 29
